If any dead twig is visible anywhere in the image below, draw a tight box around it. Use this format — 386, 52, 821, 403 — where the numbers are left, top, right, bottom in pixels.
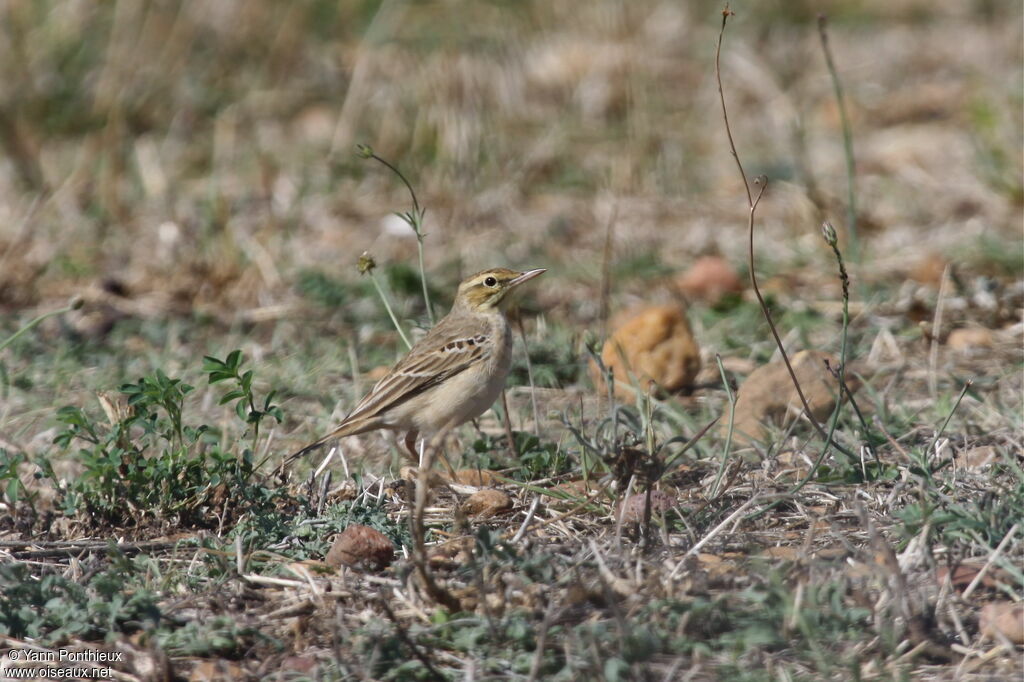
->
669, 494, 769, 579
961, 523, 1018, 600
5, 539, 190, 560
526, 602, 559, 682
817, 14, 859, 260
715, 7, 856, 467
928, 264, 952, 399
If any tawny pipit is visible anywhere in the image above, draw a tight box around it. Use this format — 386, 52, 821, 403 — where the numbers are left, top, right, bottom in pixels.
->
281, 267, 545, 470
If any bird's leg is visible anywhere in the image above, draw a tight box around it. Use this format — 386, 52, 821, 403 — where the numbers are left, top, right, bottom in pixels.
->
406, 429, 458, 480
432, 432, 459, 480
403, 430, 420, 462
417, 432, 459, 480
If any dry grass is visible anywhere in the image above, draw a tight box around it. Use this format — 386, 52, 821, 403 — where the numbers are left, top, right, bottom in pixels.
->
0, 1, 1022, 680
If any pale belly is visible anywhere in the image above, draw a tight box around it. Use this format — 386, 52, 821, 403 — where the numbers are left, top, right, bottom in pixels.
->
403, 316, 513, 436
409, 359, 510, 434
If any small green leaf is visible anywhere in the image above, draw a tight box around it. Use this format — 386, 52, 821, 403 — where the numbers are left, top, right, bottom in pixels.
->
202, 356, 226, 372
604, 658, 629, 682
218, 390, 245, 405
6, 476, 21, 504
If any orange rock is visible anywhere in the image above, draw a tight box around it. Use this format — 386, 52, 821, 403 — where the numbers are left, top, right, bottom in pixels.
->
325, 524, 394, 571
980, 602, 1024, 643
727, 350, 858, 445
461, 489, 513, 517
676, 256, 743, 304
595, 305, 701, 398
946, 327, 994, 351
909, 252, 948, 286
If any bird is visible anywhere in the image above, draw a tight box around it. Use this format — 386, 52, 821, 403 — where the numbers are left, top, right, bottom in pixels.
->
279, 267, 546, 473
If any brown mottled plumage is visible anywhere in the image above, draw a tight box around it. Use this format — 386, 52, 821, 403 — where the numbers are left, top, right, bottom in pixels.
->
279, 268, 545, 471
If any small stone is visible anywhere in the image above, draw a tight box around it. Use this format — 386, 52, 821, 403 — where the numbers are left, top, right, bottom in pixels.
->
546, 479, 603, 509
446, 469, 500, 487
281, 656, 319, 675
980, 602, 1024, 644
325, 524, 394, 571
594, 305, 701, 398
727, 350, 858, 445
676, 256, 743, 304
399, 466, 448, 489
189, 660, 247, 681
761, 546, 801, 561
327, 481, 358, 502
760, 274, 799, 297
946, 327, 994, 351
909, 252, 948, 286
429, 536, 475, 567
461, 489, 513, 517
955, 446, 998, 469
292, 104, 335, 143
618, 489, 677, 523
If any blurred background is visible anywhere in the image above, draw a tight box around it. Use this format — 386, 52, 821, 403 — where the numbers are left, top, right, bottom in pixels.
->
0, 0, 1021, 455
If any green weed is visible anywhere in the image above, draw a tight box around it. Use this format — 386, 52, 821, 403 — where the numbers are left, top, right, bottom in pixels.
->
48, 352, 287, 528
0, 554, 160, 644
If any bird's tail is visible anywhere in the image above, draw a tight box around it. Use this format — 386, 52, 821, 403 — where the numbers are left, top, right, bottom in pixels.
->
277, 435, 331, 472
274, 421, 366, 476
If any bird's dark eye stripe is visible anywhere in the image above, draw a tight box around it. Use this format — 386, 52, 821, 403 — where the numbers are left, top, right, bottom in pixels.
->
484, 276, 497, 287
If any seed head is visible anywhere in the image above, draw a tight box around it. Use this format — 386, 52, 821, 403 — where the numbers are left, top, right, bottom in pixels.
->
821, 221, 838, 247
357, 252, 377, 275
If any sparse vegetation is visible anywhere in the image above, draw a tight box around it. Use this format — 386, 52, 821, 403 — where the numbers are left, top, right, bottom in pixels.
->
0, 1, 1021, 680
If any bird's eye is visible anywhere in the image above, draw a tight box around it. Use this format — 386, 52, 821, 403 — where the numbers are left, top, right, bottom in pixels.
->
484, 276, 497, 287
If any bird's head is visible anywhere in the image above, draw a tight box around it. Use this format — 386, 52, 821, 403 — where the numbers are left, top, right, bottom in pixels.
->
455, 268, 546, 312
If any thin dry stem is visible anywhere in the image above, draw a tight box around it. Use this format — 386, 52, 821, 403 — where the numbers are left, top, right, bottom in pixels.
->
715, 6, 854, 461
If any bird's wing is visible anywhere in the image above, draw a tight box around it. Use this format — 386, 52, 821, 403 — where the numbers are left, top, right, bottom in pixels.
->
343, 332, 489, 423
276, 331, 489, 473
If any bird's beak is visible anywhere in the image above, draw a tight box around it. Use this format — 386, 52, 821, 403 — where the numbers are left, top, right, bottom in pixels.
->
509, 268, 546, 287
